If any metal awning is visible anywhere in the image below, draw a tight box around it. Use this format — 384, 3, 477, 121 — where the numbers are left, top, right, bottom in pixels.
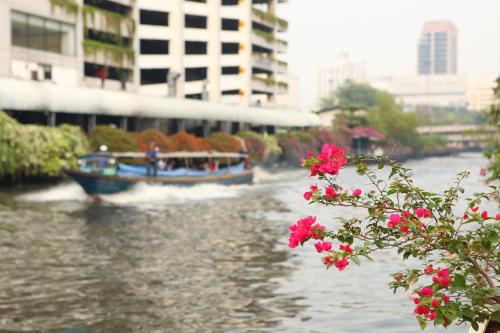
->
0, 77, 320, 127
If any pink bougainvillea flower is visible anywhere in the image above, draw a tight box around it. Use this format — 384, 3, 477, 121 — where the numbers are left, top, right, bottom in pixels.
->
288, 216, 317, 248
311, 224, 325, 240
496, 213, 500, 220
324, 186, 336, 200
403, 211, 411, 217
324, 256, 333, 266
419, 287, 433, 297
303, 185, 318, 201
416, 208, 425, 218
410, 294, 420, 304
427, 311, 437, 320
339, 244, 352, 254
481, 211, 488, 220
431, 299, 440, 308
307, 151, 314, 158
423, 265, 434, 275
423, 209, 431, 218
471, 206, 479, 212
399, 225, 410, 234
334, 257, 349, 271
463, 213, 469, 220
314, 241, 332, 253
442, 295, 450, 303
437, 268, 449, 277
414, 305, 430, 315
309, 163, 320, 177
388, 214, 402, 228
437, 275, 452, 287
352, 188, 362, 197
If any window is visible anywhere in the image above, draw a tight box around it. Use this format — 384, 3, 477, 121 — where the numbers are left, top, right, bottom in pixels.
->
185, 93, 203, 100
11, 11, 75, 55
185, 14, 207, 29
140, 39, 169, 55
222, 42, 239, 54
185, 41, 207, 55
185, 67, 207, 81
222, 66, 239, 75
140, 9, 169, 26
141, 68, 169, 85
84, 62, 132, 82
222, 0, 238, 5
221, 18, 239, 31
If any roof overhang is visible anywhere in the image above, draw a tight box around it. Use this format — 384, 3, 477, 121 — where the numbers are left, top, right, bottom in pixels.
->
0, 77, 320, 128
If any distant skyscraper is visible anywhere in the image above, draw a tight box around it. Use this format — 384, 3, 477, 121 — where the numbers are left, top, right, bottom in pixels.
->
417, 21, 458, 75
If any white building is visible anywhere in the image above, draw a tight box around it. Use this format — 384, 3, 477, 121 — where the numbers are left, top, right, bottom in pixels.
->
368, 75, 496, 111
0, 0, 313, 133
315, 51, 366, 108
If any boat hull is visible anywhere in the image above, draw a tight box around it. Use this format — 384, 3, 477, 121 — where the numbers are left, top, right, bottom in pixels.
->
64, 169, 254, 195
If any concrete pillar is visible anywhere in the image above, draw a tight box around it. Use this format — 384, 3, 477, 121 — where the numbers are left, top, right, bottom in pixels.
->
220, 121, 231, 133
239, 122, 249, 132
120, 117, 128, 131
47, 112, 56, 127
87, 115, 96, 133
177, 119, 186, 132
202, 120, 210, 137
153, 118, 160, 131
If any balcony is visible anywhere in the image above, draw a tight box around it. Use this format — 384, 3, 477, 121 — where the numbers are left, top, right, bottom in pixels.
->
252, 76, 288, 95
82, 39, 135, 68
251, 8, 288, 33
251, 53, 288, 74
82, 4, 135, 37
252, 29, 288, 53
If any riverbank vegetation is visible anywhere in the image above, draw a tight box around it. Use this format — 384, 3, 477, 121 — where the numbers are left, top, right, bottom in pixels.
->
0, 112, 88, 181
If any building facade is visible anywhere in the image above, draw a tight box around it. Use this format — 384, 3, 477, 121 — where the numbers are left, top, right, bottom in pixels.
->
368, 75, 496, 112
417, 21, 457, 75
1, 0, 290, 107
315, 51, 366, 109
0, 0, 313, 134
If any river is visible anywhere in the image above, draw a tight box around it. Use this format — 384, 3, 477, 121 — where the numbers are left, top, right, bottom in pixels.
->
0, 152, 494, 333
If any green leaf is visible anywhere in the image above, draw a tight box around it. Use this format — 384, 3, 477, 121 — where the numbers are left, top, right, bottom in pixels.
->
454, 274, 466, 288
418, 318, 427, 330
351, 256, 361, 266
492, 310, 500, 322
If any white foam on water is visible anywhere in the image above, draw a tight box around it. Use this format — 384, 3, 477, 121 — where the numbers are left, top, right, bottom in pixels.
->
17, 182, 88, 202
99, 182, 249, 205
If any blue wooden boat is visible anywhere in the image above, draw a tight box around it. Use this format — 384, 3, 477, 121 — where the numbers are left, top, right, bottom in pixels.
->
64, 151, 253, 195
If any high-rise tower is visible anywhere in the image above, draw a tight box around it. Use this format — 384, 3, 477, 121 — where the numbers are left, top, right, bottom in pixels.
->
417, 21, 457, 75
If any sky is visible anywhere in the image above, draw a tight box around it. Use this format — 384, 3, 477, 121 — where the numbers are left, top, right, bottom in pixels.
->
278, 0, 500, 110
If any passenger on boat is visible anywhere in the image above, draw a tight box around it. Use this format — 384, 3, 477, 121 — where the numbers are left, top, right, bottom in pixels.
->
146, 141, 158, 177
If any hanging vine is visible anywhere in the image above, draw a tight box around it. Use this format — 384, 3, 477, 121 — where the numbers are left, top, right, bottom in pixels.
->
49, 0, 79, 16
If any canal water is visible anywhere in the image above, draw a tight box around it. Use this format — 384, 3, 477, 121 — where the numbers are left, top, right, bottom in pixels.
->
0, 153, 493, 333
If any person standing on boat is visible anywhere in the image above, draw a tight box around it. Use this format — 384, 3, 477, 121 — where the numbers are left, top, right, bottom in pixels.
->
146, 141, 158, 177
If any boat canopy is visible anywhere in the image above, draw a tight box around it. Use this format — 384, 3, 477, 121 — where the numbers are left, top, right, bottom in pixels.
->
0, 77, 320, 128
82, 151, 247, 159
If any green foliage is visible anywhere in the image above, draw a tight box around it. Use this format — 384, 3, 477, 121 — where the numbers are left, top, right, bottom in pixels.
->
336, 81, 379, 110
82, 39, 135, 66
0, 111, 88, 180
89, 125, 138, 152
366, 92, 421, 150
484, 75, 500, 183
251, 8, 288, 30
206, 132, 241, 152
49, 0, 79, 15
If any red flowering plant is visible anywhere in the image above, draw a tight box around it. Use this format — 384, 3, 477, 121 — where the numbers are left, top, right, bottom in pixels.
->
292, 144, 499, 330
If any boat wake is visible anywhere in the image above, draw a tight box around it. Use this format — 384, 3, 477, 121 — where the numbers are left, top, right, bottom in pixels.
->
99, 182, 249, 205
17, 182, 88, 202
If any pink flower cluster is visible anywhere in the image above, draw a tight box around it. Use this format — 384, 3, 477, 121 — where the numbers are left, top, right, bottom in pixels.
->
387, 208, 432, 233
306, 144, 348, 177
288, 216, 325, 248
412, 266, 453, 323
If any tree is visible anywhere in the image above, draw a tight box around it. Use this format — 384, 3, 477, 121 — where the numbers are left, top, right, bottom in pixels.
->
336, 81, 378, 110
483, 75, 500, 182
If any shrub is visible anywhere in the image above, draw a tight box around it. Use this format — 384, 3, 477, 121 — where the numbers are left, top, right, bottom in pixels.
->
170, 131, 212, 151
134, 129, 177, 152
206, 132, 241, 152
0, 111, 88, 180
89, 125, 138, 152
241, 136, 267, 162
277, 132, 309, 164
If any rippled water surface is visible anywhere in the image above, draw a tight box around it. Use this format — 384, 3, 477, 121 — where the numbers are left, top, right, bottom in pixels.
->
0, 153, 493, 333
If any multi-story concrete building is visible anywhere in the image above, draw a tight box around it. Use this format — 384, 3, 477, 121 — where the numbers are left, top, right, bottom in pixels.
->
0, 0, 315, 134
368, 75, 496, 111
417, 21, 457, 75
315, 51, 366, 108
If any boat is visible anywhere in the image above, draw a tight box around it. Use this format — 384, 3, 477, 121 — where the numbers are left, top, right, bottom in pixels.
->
64, 151, 253, 195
